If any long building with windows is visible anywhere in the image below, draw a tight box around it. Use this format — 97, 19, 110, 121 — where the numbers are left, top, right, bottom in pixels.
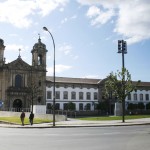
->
46, 77, 150, 112
126, 82, 150, 110
46, 77, 100, 111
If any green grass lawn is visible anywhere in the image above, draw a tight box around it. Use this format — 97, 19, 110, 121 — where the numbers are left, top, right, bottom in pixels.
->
78, 115, 150, 121
1, 115, 150, 124
0, 117, 52, 125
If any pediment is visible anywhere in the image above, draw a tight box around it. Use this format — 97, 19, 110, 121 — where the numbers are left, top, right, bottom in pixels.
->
7, 57, 31, 70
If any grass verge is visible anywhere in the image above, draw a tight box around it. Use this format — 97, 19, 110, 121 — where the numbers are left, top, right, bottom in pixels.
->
78, 115, 150, 121
0, 117, 52, 125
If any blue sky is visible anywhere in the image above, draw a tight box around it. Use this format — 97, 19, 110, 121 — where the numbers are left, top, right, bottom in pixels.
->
0, 0, 150, 82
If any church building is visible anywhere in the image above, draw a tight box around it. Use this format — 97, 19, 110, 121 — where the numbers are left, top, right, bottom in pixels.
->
0, 38, 47, 111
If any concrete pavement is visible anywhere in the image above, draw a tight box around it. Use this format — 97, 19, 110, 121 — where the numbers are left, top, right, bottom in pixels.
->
0, 118, 150, 128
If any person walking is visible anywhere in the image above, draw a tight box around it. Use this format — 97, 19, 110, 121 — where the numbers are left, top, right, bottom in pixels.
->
20, 110, 25, 126
29, 111, 34, 125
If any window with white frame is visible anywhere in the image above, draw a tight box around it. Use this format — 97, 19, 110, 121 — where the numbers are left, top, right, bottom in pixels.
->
79, 92, 83, 100
47, 103, 52, 109
140, 94, 143, 101
134, 93, 137, 100
94, 92, 98, 100
79, 103, 83, 110
56, 91, 60, 99
127, 93, 131, 100
63, 91, 68, 99
64, 103, 68, 110
146, 94, 149, 100
55, 103, 60, 110
86, 92, 91, 100
71, 92, 76, 99
47, 91, 52, 99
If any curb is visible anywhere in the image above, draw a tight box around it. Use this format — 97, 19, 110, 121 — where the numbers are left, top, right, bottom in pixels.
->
0, 122, 150, 128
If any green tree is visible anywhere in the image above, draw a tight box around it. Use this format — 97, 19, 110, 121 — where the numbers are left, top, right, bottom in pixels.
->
97, 101, 109, 112
146, 103, 150, 109
104, 68, 140, 122
127, 103, 134, 110
68, 102, 75, 111
138, 102, 145, 110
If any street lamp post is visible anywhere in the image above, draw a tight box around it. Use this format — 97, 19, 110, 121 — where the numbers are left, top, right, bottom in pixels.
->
43, 26, 56, 127
118, 40, 127, 122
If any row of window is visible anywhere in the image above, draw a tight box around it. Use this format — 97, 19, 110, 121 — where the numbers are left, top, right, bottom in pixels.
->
47, 91, 98, 100
47, 103, 92, 111
47, 84, 97, 89
127, 93, 149, 101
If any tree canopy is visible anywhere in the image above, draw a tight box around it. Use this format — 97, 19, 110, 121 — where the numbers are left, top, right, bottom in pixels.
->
104, 68, 140, 102
103, 68, 140, 122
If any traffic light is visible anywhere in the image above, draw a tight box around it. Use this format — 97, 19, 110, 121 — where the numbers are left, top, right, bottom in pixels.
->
122, 41, 127, 54
118, 40, 122, 53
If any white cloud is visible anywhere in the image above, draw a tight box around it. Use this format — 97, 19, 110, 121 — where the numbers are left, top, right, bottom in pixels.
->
58, 43, 72, 55
0, 0, 35, 28
86, 6, 100, 18
72, 55, 79, 60
77, 0, 119, 8
59, 8, 64, 12
61, 15, 77, 24
78, 0, 150, 44
71, 15, 77, 19
87, 6, 115, 26
0, 0, 69, 28
114, 1, 150, 44
47, 64, 72, 75
58, 43, 79, 60
36, 0, 69, 17
82, 75, 100, 79
61, 17, 68, 24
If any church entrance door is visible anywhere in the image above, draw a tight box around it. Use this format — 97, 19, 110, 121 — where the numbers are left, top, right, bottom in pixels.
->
13, 99, 22, 112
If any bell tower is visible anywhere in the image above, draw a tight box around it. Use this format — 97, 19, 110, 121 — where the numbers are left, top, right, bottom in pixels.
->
0, 39, 5, 67
31, 36, 47, 70
31, 36, 48, 105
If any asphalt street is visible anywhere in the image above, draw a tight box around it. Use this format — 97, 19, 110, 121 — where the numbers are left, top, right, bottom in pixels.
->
0, 125, 150, 150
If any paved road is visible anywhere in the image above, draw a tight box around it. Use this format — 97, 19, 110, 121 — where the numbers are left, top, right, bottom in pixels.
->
0, 125, 150, 150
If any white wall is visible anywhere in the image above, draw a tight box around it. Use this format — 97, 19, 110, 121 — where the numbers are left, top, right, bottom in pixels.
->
46, 86, 98, 111
125, 89, 150, 103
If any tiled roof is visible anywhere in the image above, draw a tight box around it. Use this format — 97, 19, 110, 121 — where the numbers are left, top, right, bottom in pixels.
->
46, 76, 150, 87
136, 81, 150, 87
46, 76, 101, 84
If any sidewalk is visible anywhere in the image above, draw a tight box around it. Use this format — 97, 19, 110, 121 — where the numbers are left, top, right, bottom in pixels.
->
0, 118, 150, 128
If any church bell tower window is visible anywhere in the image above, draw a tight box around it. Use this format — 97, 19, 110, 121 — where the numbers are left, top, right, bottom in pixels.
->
38, 54, 42, 65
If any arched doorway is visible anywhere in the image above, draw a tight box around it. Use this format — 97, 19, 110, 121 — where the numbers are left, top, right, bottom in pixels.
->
13, 99, 22, 112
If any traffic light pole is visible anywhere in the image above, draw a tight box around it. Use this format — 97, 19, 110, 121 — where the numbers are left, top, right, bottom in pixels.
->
122, 46, 125, 122
118, 40, 127, 123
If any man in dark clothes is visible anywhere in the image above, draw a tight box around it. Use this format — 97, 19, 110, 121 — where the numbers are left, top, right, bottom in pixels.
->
20, 110, 25, 126
29, 112, 34, 125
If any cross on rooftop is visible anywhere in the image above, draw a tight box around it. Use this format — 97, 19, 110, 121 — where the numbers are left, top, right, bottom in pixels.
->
18, 48, 21, 58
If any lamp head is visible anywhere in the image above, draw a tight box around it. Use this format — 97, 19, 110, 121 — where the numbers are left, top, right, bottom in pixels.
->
43, 26, 48, 31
